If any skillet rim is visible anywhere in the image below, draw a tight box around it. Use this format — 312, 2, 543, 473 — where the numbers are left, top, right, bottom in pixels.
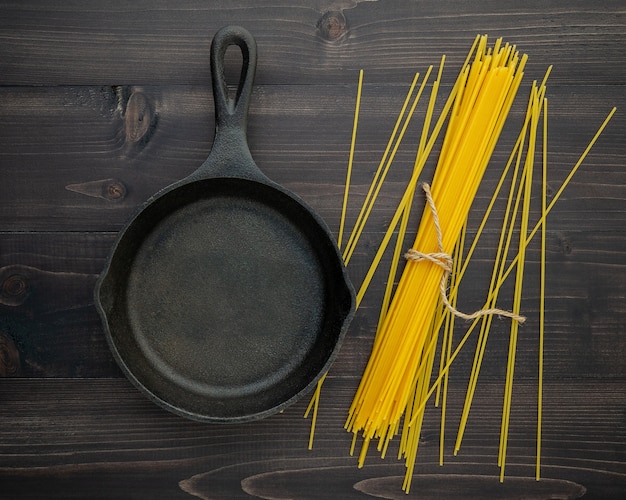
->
94, 175, 356, 423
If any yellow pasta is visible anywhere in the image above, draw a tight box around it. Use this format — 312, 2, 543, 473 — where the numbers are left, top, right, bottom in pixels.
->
407, 104, 616, 449
499, 81, 541, 480
337, 69, 363, 250
455, 72, 550, 457
343, 68, 431, 266
438, 223, 465, 465
306, 69, 364, 449
537, 95, 548, 481
306, 34, 616, 494
377, 56, 445, 334
346, 35, 528, 493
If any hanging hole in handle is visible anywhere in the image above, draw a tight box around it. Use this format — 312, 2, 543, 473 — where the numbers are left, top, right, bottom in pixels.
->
223, 44, 244, 106
210, 26, 257, 131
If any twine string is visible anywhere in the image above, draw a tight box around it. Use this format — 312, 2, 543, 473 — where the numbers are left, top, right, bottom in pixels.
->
404, 183, 526, 324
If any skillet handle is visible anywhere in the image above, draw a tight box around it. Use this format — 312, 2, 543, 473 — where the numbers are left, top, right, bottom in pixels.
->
193, 25, 265, 181
210, 26, 257, 134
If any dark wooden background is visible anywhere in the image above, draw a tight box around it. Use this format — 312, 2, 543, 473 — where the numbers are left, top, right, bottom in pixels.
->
1, 1, 625, 498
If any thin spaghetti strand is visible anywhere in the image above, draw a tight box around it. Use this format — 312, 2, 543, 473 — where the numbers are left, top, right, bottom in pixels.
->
499, 82, 541, 477
306, 372, 325, 449
537, 96, 548, 481
338, 69, 364, 250
439, 223, 465, 465
306, 70, 363, 448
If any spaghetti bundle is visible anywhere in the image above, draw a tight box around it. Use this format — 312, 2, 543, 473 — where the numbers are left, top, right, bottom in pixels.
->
346, 36, 527, 490
303, 33, 616, 495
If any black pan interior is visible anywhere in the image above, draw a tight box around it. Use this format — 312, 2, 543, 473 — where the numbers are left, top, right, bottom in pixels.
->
98, 177, 353, 422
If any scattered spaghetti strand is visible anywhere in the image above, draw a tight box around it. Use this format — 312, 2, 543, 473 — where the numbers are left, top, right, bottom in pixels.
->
537, 95, 548, 481
338, 69, 364, 250
306, 69, 364, 449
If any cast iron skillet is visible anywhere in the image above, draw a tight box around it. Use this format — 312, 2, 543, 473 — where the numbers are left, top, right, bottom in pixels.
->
95, 26, 355, 423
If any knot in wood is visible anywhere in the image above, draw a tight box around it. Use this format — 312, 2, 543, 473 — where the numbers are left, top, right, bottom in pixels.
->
125, 91, 154, 144
105, 180, 127, 201
318, 11, 348, 42
1, 273, 29, 306
0, 332, 20, 376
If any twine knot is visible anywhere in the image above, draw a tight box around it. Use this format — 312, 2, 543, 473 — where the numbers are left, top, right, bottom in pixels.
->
405, 183, 526, 324
404, 249, 453, 273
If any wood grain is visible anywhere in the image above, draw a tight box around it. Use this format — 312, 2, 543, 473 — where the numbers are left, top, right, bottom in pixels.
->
0, 0, 625, 498
0, 83, 622, 231
1, 227, 625, 379
0, 0, 624, 85
0, 378, 625, 499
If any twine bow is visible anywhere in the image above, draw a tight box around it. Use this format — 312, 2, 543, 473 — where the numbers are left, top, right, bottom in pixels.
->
405, 183, 526, 324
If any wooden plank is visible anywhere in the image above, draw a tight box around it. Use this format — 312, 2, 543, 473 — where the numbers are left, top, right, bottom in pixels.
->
0, 378, 624, 498
1, 229, 624, 379
344, 228, 626, 381
0, 83, 622, 232
0, 232, 118, 377
0, 0, 624, 86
